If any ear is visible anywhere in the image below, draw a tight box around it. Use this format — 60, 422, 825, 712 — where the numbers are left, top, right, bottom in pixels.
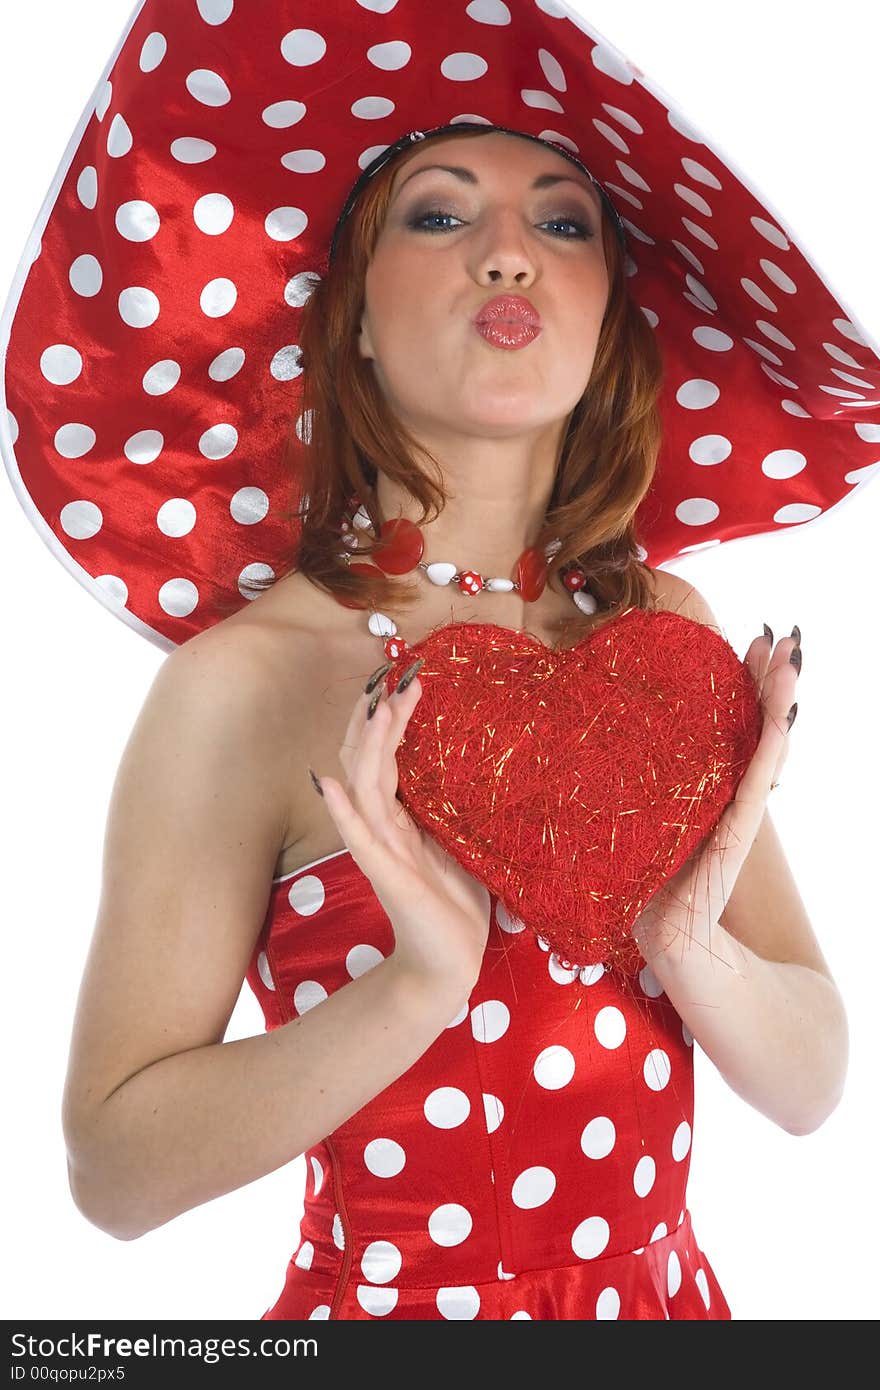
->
358, 311, 374, 362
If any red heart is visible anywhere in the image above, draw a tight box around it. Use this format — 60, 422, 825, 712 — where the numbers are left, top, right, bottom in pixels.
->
388, 606, 764, 976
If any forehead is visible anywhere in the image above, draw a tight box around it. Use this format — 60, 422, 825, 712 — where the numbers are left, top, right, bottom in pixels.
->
389, 133, 601, 208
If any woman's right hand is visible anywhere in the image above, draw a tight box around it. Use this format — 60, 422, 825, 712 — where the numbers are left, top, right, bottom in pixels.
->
309, 658, 492, 998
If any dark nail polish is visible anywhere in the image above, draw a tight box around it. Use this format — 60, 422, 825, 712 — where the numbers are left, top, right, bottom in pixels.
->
366, 686, 383, 720
763, 623, 774, 645
789, 645, 802, 675
787, 702, 798, 730
308, 766, 324, 797
790, 625, 801, 647
364, 661, 392, 695
395, 656, 426, 695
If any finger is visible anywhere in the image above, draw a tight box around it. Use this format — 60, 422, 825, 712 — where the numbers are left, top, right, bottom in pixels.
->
735, 631, 799, 808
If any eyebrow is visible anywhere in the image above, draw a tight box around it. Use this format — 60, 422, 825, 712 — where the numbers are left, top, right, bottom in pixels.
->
393, 162, 601, 209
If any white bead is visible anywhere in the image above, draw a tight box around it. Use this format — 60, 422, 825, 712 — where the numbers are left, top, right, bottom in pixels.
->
485, 577, 516, 592
544, 538, 563, 557
368, 611, 397, 638
425, 561, 458, 587
352, 505, 372, 531
572, 588, 598, 615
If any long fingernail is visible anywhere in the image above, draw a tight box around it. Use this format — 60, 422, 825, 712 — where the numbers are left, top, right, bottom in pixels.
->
366, 686, 383, 720
308, 766, 324, 796
787, 702, 798, 730
790, 625, 801, 647
789, 645, 802, 675
763, 623, 774, 645
395, 657, 425, 695
364, 661, 392, 695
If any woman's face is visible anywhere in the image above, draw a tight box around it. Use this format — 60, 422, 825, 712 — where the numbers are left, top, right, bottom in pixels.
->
358, 130, 611, 443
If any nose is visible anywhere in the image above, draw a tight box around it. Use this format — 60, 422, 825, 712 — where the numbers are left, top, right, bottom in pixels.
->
474, 207, 538, 284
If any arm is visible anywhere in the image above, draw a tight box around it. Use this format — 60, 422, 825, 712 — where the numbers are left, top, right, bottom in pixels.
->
62, 628, 469, 1241
639, 572, 849, 1135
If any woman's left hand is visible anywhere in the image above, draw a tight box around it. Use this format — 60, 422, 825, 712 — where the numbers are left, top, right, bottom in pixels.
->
631, 626, 801, 963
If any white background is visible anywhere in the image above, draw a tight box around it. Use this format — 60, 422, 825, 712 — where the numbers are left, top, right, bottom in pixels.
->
1, 0, 877, 1322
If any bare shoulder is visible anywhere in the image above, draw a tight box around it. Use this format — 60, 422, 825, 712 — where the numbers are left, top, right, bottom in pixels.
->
645, 566, 724, 637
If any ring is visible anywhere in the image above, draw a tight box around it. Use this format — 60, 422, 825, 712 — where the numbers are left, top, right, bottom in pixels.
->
770, 780, 782, 791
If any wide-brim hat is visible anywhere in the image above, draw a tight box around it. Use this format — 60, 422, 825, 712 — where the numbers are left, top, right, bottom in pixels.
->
2, 0, 879, 653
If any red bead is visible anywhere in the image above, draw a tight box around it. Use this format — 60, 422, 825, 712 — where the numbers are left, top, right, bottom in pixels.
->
563, 567, 586, 592
373, 517, 424, 575
517, 546, 549, 602
458, 570, 483, 596
384, 635, 409, 662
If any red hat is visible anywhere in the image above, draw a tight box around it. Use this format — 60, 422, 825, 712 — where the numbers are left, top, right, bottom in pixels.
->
2, 0, 879, 652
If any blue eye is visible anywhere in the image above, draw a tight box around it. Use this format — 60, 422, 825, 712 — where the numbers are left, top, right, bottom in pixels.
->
408, 209, 593, 240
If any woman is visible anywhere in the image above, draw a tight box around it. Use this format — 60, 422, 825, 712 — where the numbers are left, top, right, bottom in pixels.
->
2, 0, 865, 1322
56, 124, 846, 1321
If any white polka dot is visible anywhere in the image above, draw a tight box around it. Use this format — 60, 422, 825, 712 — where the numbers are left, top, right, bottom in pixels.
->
675, 497, 721, 527
230, 486, 269, 525
107, 113, 133, 157
158, 577, 198, 617
667, 1249, 682, 1297
596, 1286, 620, 1319
197, 422, 238, 460
578, 962, 605, 986
125, 429, 163, 465
256, 950, 275, 991
580, 1116, 615, 1160
143, 360, 181, 394
470, 999, 510, 1043
159, 500, 198, 536
510, 1309, 532, 1319
266, 206, 309, 242
68, 255, 101, 298
361, 1240, 401, 1284
511, 1166, 556, 1209
351, 96, 395, 120
638, 963, 664, 998
40, 345, 82, 385
294, 1240, 313, 1270
288, 875, 326, 916
186, 68, 231, 106
284, 270, 321, 308
571, 1216, 610, 1260
6, 408, 18, 445
140, 32, 167, 73
193, 193, 234, 235
280, 150, 326, 174
94, 80, 112, 121
209, 347, 246, 381
281, 28, 327, 65
96, 574, 127, 606
200, 277, 237, 317
59, 500, 102, 540
310, 1155, 324, 1196
428, 1203, 473, 1246
76, 166, 98, 210
331, 1211, 344, 1250
774, 502, 822, 525
689, 434, 732, 466
116, 200, 160, 242
356, 1285, 398, 1316
308, 1304, 330, 1319
293, 980, 327, 1015
262, 100, 307, 129
197, 0, 234, 24
633, 1154, 656, 1197
695, 1267, 711, 1310
761, 448, 807, 480
692, 326, 734, 352
270, 345, 304, 381
534, 1044, 575, 1089
672, 1121, 692, 1162
649, 1222, 668, 1243
54, 423, 95, 459
440, 52, 489, 81
119, 286, 160, 328
483, 1093, 504, 1132
676, 379, 720, 410
346, 943, 384, 978
171, 136, 217, 164
367, 40, 412, 70
424, 1086, 470, 1128
644, 1049, 672, 1091
495, 901, 526, 933
363, 1138, 406, 1178
436, 1285, 480, 1319
594, 1005, 626, 1049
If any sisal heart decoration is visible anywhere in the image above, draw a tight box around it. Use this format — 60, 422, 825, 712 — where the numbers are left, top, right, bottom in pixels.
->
385, 606, 764, 976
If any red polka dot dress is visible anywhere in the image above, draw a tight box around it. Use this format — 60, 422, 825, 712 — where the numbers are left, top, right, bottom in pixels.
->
246, 839, 728, 1317
245, 847, 731, 1320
